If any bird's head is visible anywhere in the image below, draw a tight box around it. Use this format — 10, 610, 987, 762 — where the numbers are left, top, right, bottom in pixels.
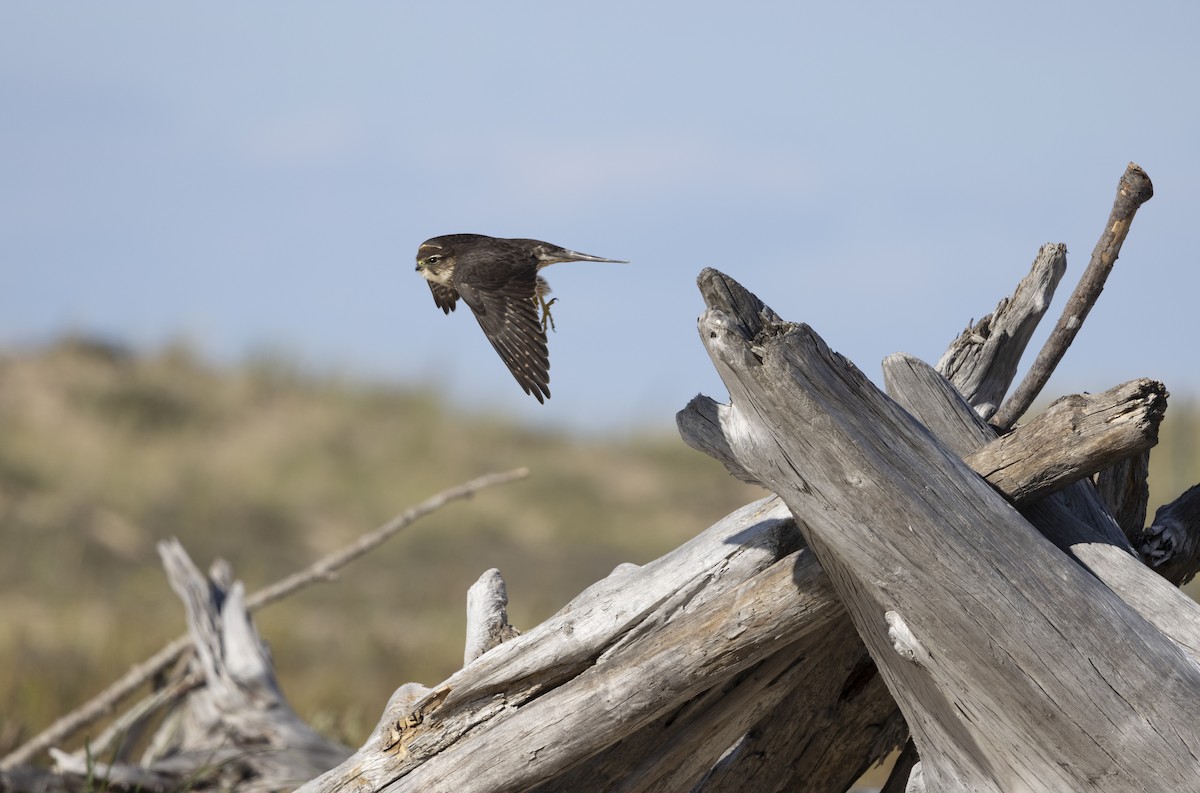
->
415, 237, 461, 285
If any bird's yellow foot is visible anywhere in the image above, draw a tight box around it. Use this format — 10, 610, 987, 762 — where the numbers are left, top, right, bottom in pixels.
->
538, 296, 558, 333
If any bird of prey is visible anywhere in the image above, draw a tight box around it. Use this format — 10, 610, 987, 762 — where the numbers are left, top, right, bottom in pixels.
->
414, 233, 626, 403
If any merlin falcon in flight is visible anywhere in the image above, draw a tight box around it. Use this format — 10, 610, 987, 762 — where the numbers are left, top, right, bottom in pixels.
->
415, 234, 627, 403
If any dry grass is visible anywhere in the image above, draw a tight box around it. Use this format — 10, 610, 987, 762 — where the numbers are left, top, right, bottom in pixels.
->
1, 337, 1197, 760
0, 338, 762, 752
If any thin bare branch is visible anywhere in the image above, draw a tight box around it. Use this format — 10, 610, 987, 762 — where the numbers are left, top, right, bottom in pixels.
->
0, 468, 530, 770
85, 670, 203, 762
992, 163, 1154, 430
247, 468, 529, 610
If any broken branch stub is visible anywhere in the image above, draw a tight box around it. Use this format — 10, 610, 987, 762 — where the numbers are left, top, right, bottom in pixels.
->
935, 242, 1067, 419
1136, 484, 1200, 585
962, 378, 1167, 506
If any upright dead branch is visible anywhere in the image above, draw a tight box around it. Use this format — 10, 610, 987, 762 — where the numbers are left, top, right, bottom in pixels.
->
464, 569, 520, 664
993, 163, 1154, 429
935, 242, 1066, 419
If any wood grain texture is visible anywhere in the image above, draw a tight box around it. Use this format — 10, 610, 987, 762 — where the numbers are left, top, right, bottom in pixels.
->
463, 568, 520, 665
962, 378, 1166, 506
689, 267, 1200, 792
300, 499, 852, 792
1094, 451, 1151, 540
936, 242, 1067, 420
884, 353, 1200, 663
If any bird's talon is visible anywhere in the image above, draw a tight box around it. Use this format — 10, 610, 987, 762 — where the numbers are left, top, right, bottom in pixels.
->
540, 297, 558, 333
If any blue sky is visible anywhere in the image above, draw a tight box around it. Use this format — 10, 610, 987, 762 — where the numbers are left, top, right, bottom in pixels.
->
2, 3, 1196, 431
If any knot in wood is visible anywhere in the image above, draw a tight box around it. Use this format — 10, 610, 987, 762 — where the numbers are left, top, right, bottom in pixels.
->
886, 610, 931, 667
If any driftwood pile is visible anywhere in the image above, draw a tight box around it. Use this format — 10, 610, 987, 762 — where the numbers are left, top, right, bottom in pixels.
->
4, 163, 1200, 792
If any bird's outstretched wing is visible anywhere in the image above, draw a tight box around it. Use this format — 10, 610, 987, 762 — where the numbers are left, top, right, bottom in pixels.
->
456, 270, 550, 403
427, 282, 459, 314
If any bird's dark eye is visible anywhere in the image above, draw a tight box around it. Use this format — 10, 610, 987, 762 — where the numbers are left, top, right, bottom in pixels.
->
426, 255, 441, 264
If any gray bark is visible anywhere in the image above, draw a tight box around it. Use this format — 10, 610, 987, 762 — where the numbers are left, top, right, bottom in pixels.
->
305, 256, 1187, 793
963, 379, 1166, 506
883, 353, 1200, 662
10, 160, 1187, 791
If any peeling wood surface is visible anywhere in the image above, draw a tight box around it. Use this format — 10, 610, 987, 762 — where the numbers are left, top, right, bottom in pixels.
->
1094, 451, 1152, 539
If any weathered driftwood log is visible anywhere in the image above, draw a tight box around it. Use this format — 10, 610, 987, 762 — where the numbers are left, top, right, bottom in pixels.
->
300, 499, 863, 792
963, 379, 1166, 506
305, 266, 1185, 792
694, 268, 1148, 793
305, 231, 1180, 791
329, 366, 1147, 792
155, 540, 351, 785
672, 238, 1081, 792
882, 354, 1200, 662
683, 267, 1200, 791
14, 165, 1184, 792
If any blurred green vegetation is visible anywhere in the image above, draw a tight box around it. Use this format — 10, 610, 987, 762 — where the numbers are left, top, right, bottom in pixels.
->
2, 337, 1198, 761
0, 337, 762, 754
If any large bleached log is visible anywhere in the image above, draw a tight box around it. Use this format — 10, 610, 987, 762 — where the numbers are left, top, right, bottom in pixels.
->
682, 267, 1200, 792
299, 499, 850, 792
